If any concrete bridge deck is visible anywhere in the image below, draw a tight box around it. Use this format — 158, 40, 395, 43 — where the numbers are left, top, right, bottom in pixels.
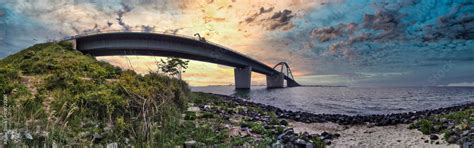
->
71, 32, 300, 89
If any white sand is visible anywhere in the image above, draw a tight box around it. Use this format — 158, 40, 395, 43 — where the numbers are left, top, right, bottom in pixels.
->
290, 121, 458, 148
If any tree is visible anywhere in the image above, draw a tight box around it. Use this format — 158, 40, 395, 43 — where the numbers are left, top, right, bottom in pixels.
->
157, 57, 189, 78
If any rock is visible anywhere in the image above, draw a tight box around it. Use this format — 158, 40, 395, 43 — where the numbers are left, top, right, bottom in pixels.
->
447, 135, 459, 143
204, 105, 212, 109
424, 140, 429, 143
92, 133, 103, 143
271, 140, 284, 148
280, 120, 289, 126
52, 142, 58, 148
293, 138, 307, 146
107, 142, 118, 148
288, 134, 298, 143
429, 134, 439, 140
22, 131, 33, 140
277, 128, 296, 144
184, 140, 197, 148
435, 141, 440, 145
323, 139, 332, 145
295, 115, 301, 120
461, 130, 469, 137
187, 107, 200, 112
321, 132, 333, 140
457, 137, 471, 145
463, 141, 473, 148
301, 132, 311, 141
241, 127, 250, 132
305, 142, 314, 148
125, 138, 130, 144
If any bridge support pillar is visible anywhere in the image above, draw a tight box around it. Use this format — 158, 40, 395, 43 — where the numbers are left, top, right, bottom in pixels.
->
234, 67, 252, 89
287, 80, 300, 87
266, 73, 284, 88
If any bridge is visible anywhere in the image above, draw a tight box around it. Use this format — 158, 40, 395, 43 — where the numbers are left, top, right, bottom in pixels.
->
70, 32, 300, 89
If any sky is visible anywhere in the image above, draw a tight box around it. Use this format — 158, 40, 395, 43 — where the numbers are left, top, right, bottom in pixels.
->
0, 0, 473, 87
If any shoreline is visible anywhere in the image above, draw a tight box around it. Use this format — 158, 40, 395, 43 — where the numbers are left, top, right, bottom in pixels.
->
207, 93, 474, 126
193, 92, 473, 146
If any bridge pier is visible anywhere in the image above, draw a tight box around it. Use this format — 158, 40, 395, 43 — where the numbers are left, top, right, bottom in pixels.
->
234, 67, 252, 89
287, 79, 300, 87
266, 73, 284, 88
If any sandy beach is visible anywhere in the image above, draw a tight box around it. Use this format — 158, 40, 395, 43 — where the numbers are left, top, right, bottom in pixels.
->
290, 121, 458, 148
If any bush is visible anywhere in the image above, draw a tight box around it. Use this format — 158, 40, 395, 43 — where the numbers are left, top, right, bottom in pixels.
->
410, 119, 434, 134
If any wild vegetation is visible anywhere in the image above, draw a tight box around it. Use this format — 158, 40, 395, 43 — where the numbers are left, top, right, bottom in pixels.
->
409, 106, 473, 144
0, 42, 193, 146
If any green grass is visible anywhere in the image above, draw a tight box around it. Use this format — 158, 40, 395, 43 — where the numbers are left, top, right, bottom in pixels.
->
0, 42, 191, 145
0, 42, 325, 147
410, 106, 473, 143
409, 119, 435, 134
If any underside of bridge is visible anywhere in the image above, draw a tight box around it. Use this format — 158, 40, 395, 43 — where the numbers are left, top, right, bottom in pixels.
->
72, 32, 300, 89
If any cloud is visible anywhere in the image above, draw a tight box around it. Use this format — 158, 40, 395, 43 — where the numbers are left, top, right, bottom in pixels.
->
116, 3, 133, 31
446, 82, 474, 87
241, 7, 295, 31
141, 25, 155, 32
423, 2, 474, 41
1, 0, 473, 86
266, 9, 295, 31
242, 7, 274, 23
164, 28, 183, 34
311, 23, 358, 42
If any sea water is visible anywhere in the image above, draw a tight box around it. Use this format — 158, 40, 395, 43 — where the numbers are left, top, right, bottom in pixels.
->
191, 86, 474, 115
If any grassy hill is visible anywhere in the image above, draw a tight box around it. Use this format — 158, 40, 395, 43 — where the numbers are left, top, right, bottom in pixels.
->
0, 42, 192, 146
0, 42, 328, 147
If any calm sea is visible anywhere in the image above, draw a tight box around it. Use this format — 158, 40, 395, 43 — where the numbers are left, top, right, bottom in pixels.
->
191, 86, 474, 115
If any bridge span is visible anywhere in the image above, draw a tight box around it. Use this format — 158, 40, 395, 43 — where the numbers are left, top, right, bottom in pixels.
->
71, 32, 300, 89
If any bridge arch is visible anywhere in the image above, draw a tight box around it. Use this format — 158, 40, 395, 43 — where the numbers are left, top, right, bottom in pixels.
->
71, 32, 300, 89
